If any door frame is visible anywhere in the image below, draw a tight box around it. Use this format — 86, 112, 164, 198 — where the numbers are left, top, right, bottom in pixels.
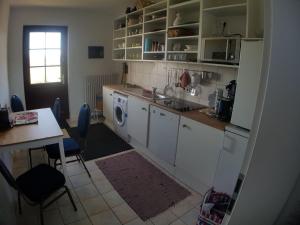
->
23, 25, 69, 118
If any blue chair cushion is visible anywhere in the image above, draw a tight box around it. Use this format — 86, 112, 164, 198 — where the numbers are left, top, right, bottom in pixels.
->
16, 164, 65, 202
46, 138, 80, 159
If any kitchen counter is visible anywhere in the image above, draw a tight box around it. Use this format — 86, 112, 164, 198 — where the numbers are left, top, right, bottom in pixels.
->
104, 85, 229, 131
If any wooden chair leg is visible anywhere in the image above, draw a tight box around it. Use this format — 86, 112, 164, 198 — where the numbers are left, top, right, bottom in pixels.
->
18, 191, 22, 215
65, 186, 77, 211
78, 154, 91, 177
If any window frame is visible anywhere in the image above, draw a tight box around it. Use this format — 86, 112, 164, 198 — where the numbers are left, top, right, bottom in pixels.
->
23, 26, 68, 87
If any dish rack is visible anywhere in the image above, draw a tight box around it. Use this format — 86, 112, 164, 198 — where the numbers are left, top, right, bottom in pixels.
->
197, 188, 231, 225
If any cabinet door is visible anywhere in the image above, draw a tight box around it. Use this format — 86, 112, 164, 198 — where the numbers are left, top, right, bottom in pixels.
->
103, 87, 113, 122
127, 96, 149, 146
176, 116, 224, 187
231, 40, 263, 130
148, 105, 180, 165
213, 131, 248, 195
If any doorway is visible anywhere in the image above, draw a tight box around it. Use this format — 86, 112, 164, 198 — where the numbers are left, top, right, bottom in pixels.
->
23, 25, 69, 119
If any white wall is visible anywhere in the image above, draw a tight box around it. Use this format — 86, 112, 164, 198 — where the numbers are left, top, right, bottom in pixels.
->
228, 0, 300, 224
0, 0, 10, 106
127, 61, 238, 106
8, 7, 121, 119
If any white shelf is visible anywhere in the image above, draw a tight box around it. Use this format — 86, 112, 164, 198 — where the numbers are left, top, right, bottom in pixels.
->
114, 27, 126, 32
113, 37, 126, 40
144, 30, 166, 35
127, 34, 143, 38
144, 17, 167, 24
202, 36, 242, 40
145, 8, 167, 17
144, 51, 165, 54
144, 0, 167, 10
127, 23, 143, 28
203, 3, 247, 16
127, 47, 143, 49
169, 0, 200, 9
168, 51, 198, 53
168, 23, 199, 29
126, 9, 143, 16
168, 35, 199, 40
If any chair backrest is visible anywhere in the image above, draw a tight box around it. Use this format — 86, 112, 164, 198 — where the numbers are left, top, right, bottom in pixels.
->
77, 103, 90, 139
52, 98, 61, 124
11, 95, 24, 112
0, 158, 18, 190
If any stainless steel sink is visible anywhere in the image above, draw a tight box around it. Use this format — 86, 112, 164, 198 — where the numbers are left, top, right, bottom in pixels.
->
154, 93, 171, 100
123, 88, 171, 100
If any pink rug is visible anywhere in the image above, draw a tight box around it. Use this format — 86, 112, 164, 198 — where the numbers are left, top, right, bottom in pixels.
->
96, 151, 191, 220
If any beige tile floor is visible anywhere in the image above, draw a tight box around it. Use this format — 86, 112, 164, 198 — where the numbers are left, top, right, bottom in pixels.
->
12, 145, 202, 225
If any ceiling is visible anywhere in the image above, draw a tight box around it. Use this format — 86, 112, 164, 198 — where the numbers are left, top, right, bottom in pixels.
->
10, 0, 135, 13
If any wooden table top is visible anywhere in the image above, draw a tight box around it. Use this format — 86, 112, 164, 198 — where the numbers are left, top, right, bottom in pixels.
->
0, 108, 63, 147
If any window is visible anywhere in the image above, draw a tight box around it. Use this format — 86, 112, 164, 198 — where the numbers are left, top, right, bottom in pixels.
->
29, 32, 62, 84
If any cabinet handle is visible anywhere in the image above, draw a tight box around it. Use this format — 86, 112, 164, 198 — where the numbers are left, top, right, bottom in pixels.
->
141, 107, 147, 111
109, 94, 113, 96
182, 124, 191, 129
160, 113, 166, 116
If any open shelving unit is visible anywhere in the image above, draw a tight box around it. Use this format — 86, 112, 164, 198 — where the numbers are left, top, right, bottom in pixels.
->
112, 0, 263, 67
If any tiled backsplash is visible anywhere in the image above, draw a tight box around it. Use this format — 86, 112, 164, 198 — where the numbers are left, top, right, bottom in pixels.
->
127, 62, 238, 107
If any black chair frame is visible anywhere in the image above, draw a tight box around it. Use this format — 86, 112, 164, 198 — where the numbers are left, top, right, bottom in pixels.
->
50, 139, 91, 177
18, 185, 76, 225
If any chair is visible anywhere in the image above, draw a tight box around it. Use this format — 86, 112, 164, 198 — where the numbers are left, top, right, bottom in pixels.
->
52, 98, 61, 126
0, 159, 77, 225
28, 98, 61, 168
46, 103, 91, 177
11, 95, 24, 112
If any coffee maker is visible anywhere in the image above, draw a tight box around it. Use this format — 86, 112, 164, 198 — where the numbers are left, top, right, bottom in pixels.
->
216, 80, 237, 121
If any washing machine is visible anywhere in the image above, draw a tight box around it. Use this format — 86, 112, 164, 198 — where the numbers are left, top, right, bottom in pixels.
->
113, 92, 129, 141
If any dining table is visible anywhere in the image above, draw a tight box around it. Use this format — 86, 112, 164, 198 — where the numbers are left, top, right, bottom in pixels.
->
0, 108, 67, 175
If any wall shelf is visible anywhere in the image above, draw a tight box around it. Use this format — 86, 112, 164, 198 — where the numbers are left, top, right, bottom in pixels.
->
112, 0, 263, 64
144, 30, 166, 35
168, 22, 199, 29
144, 17, 167, 24
168, 35, 199, 40
203, 3, 247, 16
145, 8, 167, 17
169, 0, 200, 9
127, 23, 143, 28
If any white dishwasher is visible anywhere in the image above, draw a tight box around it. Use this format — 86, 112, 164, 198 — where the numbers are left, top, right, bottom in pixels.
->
148, 105, 180, 166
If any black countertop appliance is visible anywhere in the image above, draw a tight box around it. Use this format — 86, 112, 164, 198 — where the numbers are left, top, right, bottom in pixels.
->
216, 80, 237, 121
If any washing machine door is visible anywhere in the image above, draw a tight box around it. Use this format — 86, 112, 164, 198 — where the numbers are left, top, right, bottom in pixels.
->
114, 104, 126, 127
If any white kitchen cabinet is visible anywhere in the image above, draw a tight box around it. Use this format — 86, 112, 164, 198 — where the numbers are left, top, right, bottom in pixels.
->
127, 96, 149, 147
176, 116, 224, 187
214, 126, 249, 196
148, 105, 180, 166
103, 86, 114, 123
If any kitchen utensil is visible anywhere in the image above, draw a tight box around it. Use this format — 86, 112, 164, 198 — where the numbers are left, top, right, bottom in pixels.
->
190, 73, 200, 88
179, 70, 191, 89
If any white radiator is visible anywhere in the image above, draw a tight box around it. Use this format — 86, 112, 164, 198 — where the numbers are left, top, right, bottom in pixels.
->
84, 74, 119, 112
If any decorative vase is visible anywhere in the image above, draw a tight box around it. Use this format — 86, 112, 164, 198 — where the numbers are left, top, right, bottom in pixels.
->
173, 12, 182, 26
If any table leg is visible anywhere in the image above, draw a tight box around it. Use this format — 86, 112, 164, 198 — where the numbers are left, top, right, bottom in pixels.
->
58, 138, 67, 176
